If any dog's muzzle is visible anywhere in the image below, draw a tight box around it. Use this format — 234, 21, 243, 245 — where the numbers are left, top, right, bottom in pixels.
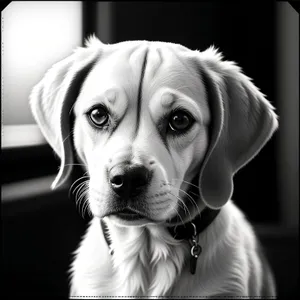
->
109, 163, 152, 199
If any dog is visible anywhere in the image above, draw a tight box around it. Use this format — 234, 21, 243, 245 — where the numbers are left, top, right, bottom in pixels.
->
30, 36, 278, 298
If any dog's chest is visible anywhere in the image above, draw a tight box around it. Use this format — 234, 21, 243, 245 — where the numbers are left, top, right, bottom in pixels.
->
108, 225, 189, 296
70, 219, 192, 297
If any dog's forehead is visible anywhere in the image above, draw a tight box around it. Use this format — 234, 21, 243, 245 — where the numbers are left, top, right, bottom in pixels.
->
144, 45, 203, 103
77, 41, 204, 111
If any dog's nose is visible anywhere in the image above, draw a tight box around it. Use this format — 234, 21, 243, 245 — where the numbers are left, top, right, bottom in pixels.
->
109, 164, 151, 198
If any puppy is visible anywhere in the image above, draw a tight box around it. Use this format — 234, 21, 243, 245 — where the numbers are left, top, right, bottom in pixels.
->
30, 36, 278, 297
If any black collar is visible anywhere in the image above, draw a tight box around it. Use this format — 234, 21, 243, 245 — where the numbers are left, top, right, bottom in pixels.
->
100, 207, 221, 249
167, 207, 221, 240
100, 207, 221, 274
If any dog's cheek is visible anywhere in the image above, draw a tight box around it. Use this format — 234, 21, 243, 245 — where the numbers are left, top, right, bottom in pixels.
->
168, 128, 209, 199
167, 144, 195, 184
185, 128, 209, 177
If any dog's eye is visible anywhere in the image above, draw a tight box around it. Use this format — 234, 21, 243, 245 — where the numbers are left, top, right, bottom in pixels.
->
169, 110, 194, 132
88, 106, 109, 127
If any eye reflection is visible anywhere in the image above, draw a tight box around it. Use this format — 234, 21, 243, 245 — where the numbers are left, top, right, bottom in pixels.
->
169, 110, 194, 132
88, 106, 109, 127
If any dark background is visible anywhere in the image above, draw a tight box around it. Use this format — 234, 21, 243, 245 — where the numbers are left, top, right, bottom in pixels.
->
2, 2, 298, 299
113, 1, 278, 224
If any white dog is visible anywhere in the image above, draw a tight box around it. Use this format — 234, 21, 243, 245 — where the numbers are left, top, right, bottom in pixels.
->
30, 36, 278, 298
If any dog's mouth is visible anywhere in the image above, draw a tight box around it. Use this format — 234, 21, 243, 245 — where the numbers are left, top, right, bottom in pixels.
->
113, 208, 146, 221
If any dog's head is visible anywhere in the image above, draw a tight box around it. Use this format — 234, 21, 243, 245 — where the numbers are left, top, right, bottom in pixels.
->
30, 36, 278, 227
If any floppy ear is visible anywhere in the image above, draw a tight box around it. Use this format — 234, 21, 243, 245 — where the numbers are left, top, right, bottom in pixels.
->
30, 36, 103, 189
196, 47, 279, 209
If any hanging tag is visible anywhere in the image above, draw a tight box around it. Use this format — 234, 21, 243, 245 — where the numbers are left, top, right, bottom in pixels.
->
189, 223, 202, 275
190, 255, 198, 275
190, 243, 202, 274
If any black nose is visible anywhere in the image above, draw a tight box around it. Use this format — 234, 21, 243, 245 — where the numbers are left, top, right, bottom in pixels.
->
109, 164, 151, 198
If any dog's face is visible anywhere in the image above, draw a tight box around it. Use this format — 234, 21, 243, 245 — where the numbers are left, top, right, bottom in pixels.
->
30, 37, 278, 227
73, 42, 210, 226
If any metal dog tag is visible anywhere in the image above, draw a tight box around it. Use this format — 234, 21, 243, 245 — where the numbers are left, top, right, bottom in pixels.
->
189, 222, 202, 275
190, 244, 202, 274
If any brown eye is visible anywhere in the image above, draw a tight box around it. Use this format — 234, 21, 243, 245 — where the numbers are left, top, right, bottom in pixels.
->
169, 110, 194, 132
88, 106, 109, 127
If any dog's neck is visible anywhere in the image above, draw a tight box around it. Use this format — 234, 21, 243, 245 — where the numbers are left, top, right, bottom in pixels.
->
101, 207, 221, 253
101, 207, 221, 296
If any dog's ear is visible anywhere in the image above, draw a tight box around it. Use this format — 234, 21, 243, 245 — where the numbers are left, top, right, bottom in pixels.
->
195, 47, 278, 209
30, 35, 102, 189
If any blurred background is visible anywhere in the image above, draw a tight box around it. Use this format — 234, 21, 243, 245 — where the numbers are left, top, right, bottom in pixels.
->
1, 1, 299, 298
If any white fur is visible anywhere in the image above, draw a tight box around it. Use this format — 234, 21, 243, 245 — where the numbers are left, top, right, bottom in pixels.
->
69, 200, 273, 297
30, 37, 277, 298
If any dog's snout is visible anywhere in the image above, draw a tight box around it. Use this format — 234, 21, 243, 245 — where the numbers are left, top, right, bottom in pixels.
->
109, 164, 151, 198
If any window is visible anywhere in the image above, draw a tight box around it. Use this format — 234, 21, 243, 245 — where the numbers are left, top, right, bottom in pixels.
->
2, 1, 82, 148
1, 1, 82, 183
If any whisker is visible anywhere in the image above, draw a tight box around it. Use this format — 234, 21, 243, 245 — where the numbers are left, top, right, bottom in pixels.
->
170, 192, 189, 214
74, 181, 88, 199
82, 197, 90, 219
63, 163, 87, 167
171, 178, 199, 189
177, 187, 201, 217
164, 181, 202, 218
171, 204, 185, 227
62, 130, 74, 145
87, 202, 93, 218
173, 193, 188, 213
169, 192, 192, 221
75, 183, 89, 217
78, 189, 89, 218
189, 190, 200, 197
76, 188, 85, 207
69, 176, 90, 194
